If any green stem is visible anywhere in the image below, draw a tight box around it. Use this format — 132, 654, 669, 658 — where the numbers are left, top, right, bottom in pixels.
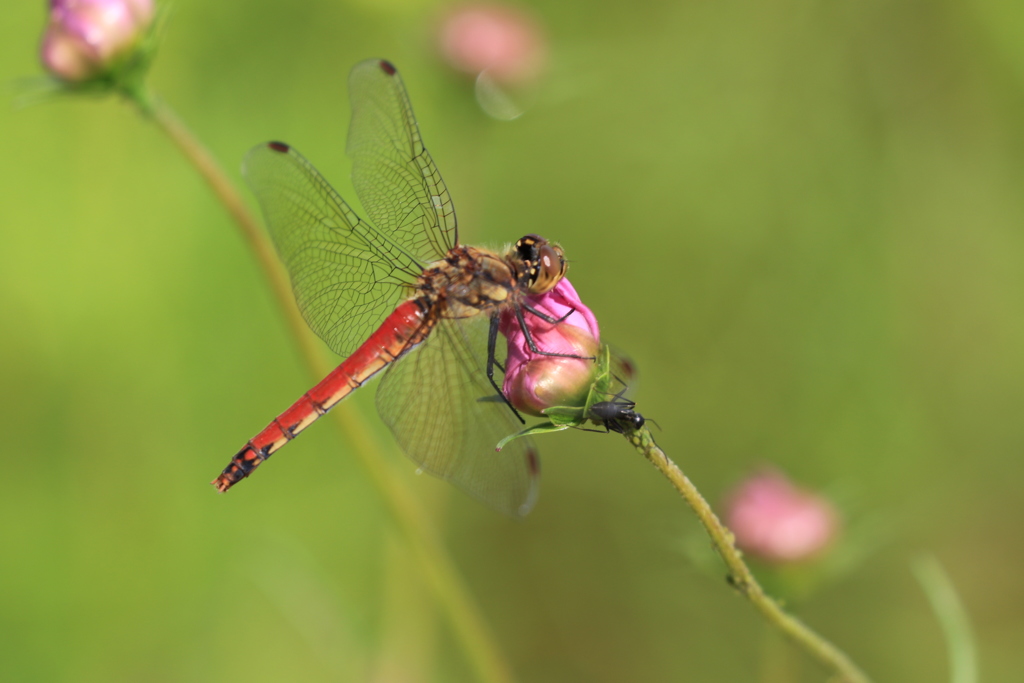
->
913, 555, 978, 683
129, 87, 515, 683
132, 88, 319, 363
624, 426, 871, 683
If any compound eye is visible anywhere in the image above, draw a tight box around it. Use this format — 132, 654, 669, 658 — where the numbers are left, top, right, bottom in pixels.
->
529, 243, 567, 294
515, 234, 543, 263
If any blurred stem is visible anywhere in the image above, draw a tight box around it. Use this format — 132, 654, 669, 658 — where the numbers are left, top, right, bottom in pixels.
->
913, 555, 978, 683
129, 88, 319, 363
126, 85, 515, 683
624, 426, 871, 683
371, 534, 437, 683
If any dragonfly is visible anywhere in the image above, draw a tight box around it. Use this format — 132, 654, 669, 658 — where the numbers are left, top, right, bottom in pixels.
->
212, 59, 584, 516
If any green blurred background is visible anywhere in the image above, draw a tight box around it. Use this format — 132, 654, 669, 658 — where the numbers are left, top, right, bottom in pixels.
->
3, 0, 1024, 680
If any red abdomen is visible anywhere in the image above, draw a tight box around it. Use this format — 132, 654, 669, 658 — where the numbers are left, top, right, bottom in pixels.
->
212, 299, 430, 492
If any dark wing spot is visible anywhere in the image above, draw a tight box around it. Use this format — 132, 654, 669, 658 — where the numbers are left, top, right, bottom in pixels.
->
268, 141, 290, 153
379, 60, 397, 75
526, 449, 541, 476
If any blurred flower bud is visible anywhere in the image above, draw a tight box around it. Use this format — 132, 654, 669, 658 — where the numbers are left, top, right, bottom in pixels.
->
438, 3, 547, 86
500, 278, 600, 417
724, 470, 839, 564
40, 0, 155, 83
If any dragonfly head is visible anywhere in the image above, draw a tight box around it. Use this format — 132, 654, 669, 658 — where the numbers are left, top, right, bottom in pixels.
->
515, 234, 567, 295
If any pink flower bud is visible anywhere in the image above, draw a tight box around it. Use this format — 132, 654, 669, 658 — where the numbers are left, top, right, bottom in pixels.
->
724, 470, 839, 564
40, 0, 155, 82
438, 3, 547, 85
500, 278, 601, 416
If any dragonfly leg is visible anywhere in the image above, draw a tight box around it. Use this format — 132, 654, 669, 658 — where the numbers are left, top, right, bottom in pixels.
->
487, 313, 526, 424
514, 305, 595, 361
522, 302, 575, 325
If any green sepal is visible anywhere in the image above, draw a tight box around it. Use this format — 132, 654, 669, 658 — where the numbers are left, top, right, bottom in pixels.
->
495, 421, 571, 451
543, 406, 588, 425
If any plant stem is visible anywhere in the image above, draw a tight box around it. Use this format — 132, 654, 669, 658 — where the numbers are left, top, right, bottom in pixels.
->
130, 87, 515, 683
624, 426, 871, 683
913, 555, 977, 683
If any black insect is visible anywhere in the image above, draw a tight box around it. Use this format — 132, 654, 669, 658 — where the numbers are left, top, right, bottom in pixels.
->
588, 398, 647, 433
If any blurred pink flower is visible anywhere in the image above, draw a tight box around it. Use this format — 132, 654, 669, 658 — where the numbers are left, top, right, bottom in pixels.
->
500, 278, 600, 416
724, 470, 839, 564
40, 0, 155, 82
438, 3, 547, 85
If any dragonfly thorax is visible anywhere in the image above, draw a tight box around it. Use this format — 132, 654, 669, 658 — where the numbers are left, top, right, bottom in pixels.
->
417, 245, 523, 319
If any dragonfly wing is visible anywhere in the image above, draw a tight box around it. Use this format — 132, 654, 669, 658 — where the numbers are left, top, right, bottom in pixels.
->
347, 59, 458, 261
375, 315, 540, 517
243, 142, 422, 358
607, 345, 639, 396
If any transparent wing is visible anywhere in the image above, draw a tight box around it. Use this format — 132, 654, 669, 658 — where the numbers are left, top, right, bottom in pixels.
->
376, 315, 540, 517
347, 59, 458, 261
243, 142, 424, 358
608, 344, 640, 397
